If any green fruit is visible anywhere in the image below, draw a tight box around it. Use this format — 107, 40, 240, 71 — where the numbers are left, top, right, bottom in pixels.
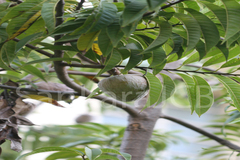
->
98, 74, 149, 102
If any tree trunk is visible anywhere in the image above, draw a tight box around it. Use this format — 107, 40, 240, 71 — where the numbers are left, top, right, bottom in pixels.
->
119, 98, 161, 160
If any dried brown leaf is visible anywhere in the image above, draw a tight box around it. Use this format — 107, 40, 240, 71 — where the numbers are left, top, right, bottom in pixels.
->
12, 98, 36, 116
0, 99, 8, 110
7, 127, 22, 152
10, 116, 34, 126
0, 107, 15, 119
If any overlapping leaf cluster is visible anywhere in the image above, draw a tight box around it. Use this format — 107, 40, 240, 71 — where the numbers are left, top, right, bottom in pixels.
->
1, 0, 240, 116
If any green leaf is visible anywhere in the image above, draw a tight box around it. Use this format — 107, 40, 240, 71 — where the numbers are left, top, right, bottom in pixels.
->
1, 41, 16, 65
177, 73, 196, 114
221, 0, 240, 42
156, 73, 175, 104
23, 58, 81, 66
15, 32, 43, 53
200, 1, 227, 30
101, 148, 131, 160
196, 40, 206, 60
229, 117, 240, 124
220, 58, 240, 68
143, 72, 162, 110
41, 0, 60, 33
85, 147, 102, 160
96, 50, 122, 77
3, 0, 44, 40
153, 59, 166, 75
86, 88, 102, 99
16, 147, 84, 160
0, 0, 40, 24
146, 0, 167, 11
107, 19, 124, 47
116, 49, 131, 60
183, 1, 200, 11
0, 74, 19, 80
98, 28, 113, 57
46, 151, 79, 160
122, 50, 143, 73
88, 1, 117, 33
169, 33, 183, 55
215, 75, 240, 111
121, 0, 148, 27
20, 64, 46, 82
61, 138, 101, 148
142, 20, 172, 54
149, 47, 166, 68
122, 18, 140, 37
185, 8, 220, 53
203, 45, 239, 67
182, 52, 199, 65
52, 19, 85, 36
0, 23, 8, 43
70, 14, 95, 35
193, 75, 214, 117
174, 13, 201, 52
0, 43, 13, 70
226, 32, 240, 48
17, 17, 46, 39
0, 2, 10, 12
95, 155, 118, 160
77, 31, 100, 52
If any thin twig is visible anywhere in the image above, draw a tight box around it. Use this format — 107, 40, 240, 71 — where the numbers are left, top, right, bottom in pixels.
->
143, 0, 185, 17
13, 38, 52, 57
60, 63, 240, 77
77, 53, 99, 65
135, 23, 183, 31
76, 0, 85, 10
161, 0, 185, 9
38, 68, 110, 77
164, 68, 240, 77
160, 114, 240, 152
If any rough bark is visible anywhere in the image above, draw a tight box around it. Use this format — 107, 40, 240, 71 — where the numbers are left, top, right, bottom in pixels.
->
119, 98, 161, 160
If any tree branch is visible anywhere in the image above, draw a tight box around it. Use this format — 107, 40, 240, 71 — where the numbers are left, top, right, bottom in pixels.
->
160, 114, 240, 152
13, 38, 52, 57
0, 84, 139, 117
0, 84, 81, 95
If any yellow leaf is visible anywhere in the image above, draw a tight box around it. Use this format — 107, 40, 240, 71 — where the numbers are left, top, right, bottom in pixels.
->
77, 31, 100, 52
92, 37, 103, 56
23, 94, 64, 107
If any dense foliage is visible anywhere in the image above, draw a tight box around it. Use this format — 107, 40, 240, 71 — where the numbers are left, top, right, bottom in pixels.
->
2, 0, 240, 159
